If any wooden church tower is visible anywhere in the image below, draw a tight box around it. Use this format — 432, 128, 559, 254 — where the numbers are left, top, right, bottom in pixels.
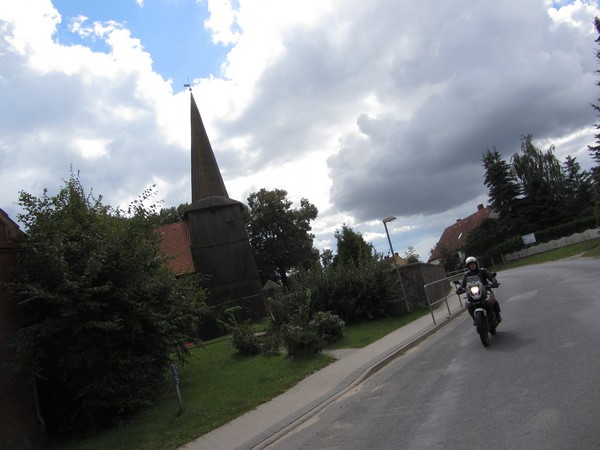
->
185, 92, 265, 317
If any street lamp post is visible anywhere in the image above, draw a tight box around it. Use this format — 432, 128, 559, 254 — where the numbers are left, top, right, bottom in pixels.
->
383, 216, 410, 312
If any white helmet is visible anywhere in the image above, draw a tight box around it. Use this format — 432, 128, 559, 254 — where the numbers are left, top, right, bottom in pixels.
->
465, 256, 478, 268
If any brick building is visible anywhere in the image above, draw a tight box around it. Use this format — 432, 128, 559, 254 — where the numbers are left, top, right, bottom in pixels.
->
428, 204, 497, 266
0, 209, 46, 449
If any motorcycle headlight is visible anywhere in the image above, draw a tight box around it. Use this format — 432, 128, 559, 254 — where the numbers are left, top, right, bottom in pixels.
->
469, 286, 480, 296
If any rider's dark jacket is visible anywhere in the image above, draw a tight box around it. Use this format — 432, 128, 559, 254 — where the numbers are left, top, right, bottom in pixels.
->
460, 267, 494, 290
460, 266, 501, 319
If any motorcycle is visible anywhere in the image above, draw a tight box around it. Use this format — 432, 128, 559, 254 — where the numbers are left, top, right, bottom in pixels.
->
454, 273, 500, 348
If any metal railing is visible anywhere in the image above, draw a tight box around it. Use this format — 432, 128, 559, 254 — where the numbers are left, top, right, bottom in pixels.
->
423, 274, 463, 325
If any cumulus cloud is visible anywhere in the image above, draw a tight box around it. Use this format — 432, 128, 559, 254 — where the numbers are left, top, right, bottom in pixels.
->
1, 0, 599, 260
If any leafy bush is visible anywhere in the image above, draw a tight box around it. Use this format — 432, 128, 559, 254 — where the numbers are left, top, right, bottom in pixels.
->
197, 307, 228, 341
309, 311, 345, 344
488, 235, 524, 259
9, 175, 206, 435
488, 216, 597, 260
230, 326, 261, 355
535, 216, 596, 243
221, 307, 261, 355
256, 328, 281, 356
280, 324, 323, 357
284, 256, 401, 324
276, 291, 322, 357
276, 291, 346, 355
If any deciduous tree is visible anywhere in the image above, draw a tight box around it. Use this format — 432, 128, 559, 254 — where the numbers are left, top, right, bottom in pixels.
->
510, 134, 568, 228
403, 246, 421, 264
512, 134, 565, 205
245, 188, 319, 286
334, 224, 376, 267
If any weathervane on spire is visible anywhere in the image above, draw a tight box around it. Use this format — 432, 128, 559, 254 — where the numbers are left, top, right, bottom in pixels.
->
183, 76, 192, 92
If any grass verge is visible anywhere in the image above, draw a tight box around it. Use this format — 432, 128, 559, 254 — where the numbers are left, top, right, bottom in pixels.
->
50, 340, 335, 450
492, 238, 600, 271
50, 310, 429, 450
326, 308, 430, 350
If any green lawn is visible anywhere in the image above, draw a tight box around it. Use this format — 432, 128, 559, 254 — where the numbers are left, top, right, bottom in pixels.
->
326, 309, 430, 349
50, 341, 335, 450
50, 311, 432, 450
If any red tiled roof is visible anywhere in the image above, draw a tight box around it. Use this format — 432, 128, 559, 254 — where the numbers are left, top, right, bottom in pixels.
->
428, 205, 494, 262
0, 208, 22, 248
155, 221, 195, 276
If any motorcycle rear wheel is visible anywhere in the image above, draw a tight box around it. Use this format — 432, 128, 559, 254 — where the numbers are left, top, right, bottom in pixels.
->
475, 311, 490, 347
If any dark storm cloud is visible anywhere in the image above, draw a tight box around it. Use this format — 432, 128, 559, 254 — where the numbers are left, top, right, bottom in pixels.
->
210, 0, 597, 229
319, 0, 599, 222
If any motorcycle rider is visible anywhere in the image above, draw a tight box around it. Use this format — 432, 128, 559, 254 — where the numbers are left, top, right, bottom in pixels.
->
460, 256, 502, 324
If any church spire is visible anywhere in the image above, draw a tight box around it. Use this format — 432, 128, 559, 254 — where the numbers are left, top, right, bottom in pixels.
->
190, 92, 228, 202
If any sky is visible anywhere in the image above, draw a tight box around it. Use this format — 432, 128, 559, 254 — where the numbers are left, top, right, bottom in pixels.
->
1, 0, 600, 262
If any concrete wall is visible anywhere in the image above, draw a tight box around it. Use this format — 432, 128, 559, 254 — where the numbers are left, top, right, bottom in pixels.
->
397, 263, 448, 310
0, 210, 46, 449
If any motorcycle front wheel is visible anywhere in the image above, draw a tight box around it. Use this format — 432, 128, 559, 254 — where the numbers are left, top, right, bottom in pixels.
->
475, 311, 490, 347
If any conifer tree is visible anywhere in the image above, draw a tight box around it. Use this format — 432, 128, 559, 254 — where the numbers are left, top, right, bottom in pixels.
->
562, 155, 594, 217
482, 147, 520, 219
588, 16, 600, 223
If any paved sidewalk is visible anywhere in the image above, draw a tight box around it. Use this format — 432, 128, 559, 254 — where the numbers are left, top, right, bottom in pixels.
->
181, 295, 466, 450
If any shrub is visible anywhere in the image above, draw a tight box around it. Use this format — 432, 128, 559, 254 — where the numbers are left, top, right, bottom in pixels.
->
488, 216, 597, 260
284, 257, 401, 324
280, 324, 323, 357
277, 291, 324, 357
256, 328, 281, 356
309, 311, 345, 344
535, 216, 596, 243
230, 325, 261, 356
197, 305, 227, 341
221, 306, 261, 355
10, 176, 207, 435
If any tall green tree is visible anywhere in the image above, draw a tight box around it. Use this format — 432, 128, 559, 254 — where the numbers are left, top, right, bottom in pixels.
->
482, 147, 520, 219
562, 155, 594, 217
320, 248, 335, 269
334, 224, 376, 267
147, 202, 190, 226
462, 218, 511, 266
436, 244, 461, 273
512, 134, 565, 204
245, 188, 319, 286
588, 16, 600, 223
9, 174, 205, 435
403, 246, 421, 263
511, 134, 567, 228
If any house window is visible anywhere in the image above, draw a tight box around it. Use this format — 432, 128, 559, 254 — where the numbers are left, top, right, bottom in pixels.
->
458, 232, 463, 240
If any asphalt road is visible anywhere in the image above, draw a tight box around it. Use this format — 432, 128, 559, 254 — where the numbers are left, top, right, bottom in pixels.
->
267, 257, 600, 450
